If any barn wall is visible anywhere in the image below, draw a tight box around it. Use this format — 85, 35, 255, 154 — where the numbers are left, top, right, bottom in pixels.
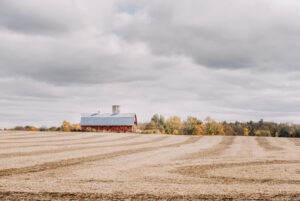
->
81, 125, 133, 132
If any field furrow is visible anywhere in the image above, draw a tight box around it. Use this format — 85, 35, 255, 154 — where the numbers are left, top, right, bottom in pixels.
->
179, 136, 235, 160
0, 136, 200, 177
289, 138, 300, 146
174, 160, 300, 185
1, 132, 299, 200
255, 137, 283, 151
1, 191, 300, 201
0, 134, 106, 144
0, 136, 168, 158
0, 133, 67, 140
0, 135, 138, 150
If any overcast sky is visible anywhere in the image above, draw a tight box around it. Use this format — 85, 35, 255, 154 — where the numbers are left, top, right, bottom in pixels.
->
1, 0, 300, 128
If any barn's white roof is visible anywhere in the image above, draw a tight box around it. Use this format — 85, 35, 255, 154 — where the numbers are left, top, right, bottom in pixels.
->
80, 113, 136, 126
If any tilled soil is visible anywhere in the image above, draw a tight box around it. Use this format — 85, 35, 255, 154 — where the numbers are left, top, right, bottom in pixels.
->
0, 132, 299, 201
290, 138, 300, 146
1, 191, 300, 201
255, 137, 283, 151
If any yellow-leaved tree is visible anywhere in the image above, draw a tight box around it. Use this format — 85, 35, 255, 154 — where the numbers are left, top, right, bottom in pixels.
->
166, 116, 182, 134
193, 124, 204, 135
243, 128, 250, 136
71, 123, 81, 131
182, 116, 203, 135
203, 117, 224, 135
62, 120, 72, 132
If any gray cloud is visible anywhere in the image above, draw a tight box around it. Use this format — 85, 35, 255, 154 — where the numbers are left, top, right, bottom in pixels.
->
0, 0, 84, 35
114, 0, 300, 70
0, 29, 159, 85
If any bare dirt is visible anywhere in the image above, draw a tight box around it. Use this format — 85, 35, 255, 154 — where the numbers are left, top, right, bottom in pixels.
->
0, 131, 299, 201
255, 136, 283, 151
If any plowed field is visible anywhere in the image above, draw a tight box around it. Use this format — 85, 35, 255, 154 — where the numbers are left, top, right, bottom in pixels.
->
0, 131, 299, 200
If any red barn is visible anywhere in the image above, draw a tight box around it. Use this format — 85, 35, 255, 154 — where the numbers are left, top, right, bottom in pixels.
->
80, 105, 137, 132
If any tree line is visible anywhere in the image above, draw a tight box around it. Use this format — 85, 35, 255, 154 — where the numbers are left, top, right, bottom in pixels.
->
138, 114, 300, 137
5, 115, 300, 138
8, 121, 81, 132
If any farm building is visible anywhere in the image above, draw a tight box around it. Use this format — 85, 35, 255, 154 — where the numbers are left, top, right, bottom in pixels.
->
80, 105, 137, 132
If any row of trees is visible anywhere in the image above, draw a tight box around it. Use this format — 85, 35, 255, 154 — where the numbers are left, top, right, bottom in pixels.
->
139, 115, 225, 135
9, 121, 81, 132
138, 114, 300, 137
7, 115, 300, 137
224, 120, 300, 137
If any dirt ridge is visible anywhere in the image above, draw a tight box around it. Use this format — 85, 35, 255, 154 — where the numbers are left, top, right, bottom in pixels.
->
256, 137, 283, 151
179, 136, 235, 160
289, 138, 300, 146
0, 136, 201, 177
1, 191, 299, 201
174, 160, 300, 185
0, 135, 138, 149
0, 134, 107, 144
0, 133, 65, 140
0, 136, 168, 158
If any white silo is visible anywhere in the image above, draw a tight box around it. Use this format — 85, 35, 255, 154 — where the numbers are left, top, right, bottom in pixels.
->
112, 105, 120, 114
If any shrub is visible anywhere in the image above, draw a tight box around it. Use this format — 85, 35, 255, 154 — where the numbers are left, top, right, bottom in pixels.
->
255, 130, 271, 137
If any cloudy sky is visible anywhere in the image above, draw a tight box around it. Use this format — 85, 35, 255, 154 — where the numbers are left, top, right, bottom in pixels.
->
1, 0, 300, 128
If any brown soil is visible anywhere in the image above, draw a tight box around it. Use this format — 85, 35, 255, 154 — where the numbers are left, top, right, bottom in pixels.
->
0, 136, 168, 158
1, 191, 300, 201
0, 136, 200, 177
0, 133, 299, 200
255, 137, 283, 151
180, 136, 234, 159
0, 133, 65, 140
0, 134, 107, 144
0, 135, 138, 149
289, 138, 300, 146
174, 160, 300, 184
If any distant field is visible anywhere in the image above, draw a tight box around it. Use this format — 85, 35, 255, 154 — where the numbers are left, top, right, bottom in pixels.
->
0, 131, 300, 201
